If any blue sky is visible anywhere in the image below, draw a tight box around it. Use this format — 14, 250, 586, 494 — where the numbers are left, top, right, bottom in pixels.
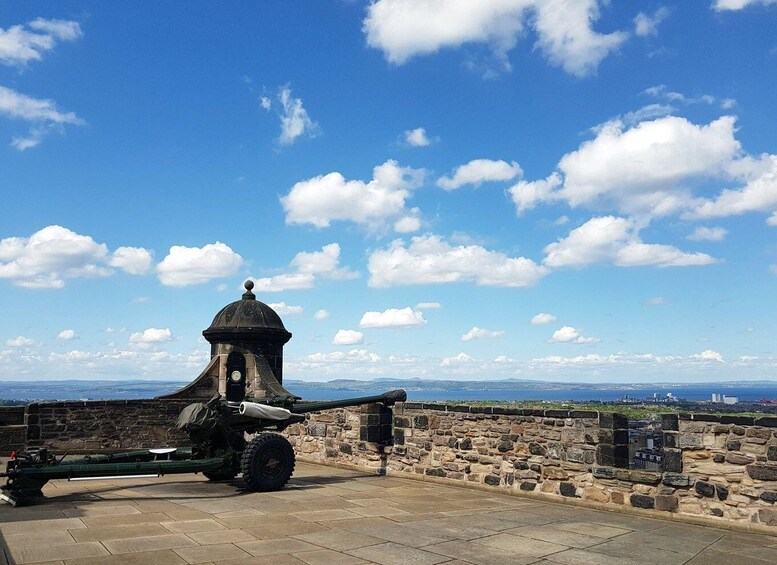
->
1, 1, 776, 383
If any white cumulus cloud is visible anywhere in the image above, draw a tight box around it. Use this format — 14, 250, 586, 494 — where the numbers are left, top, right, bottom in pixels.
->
550, 326, 599, 344
543, 216, 717, 268
314, 309, 330, 320
690, 349, 724, 362
109, 247, 153, 275
416, 302, 442, 310
360, 307, 427, 328
687, 227, 728, 241
276, 86, 319, 145
268, 302, 304, 316
461, 326, 505, 341
634, 7, 670, 37
332, 329, 365, 345
713, 0, 777, 10
281, 160, 425, 232
531, 313, 556, 325
404, 127, 432, 147
0, 86, 85, 150
0, 225, 151, 289
0, 18, 82, 67
6, 336, 36, 347
156, 242, 243, 287
363, 0, 628, 77
441, 352, 474, 366
437, 159, 522, 190
368, 234, 548, 288
129, 328, 173, 344
512, 114, 777, 227
57, 329, 78, 341
253, 243, 357, 292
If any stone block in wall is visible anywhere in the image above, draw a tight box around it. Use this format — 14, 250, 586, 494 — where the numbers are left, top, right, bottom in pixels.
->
570, 410, 598, 419
412, 415, 429, 429
630, 494, 654, 509
663, 431, 678, 448
756, 509, 777, 526
0, 407, 25, 426
746, 463, 777, 481
596, 444, 629, 468
760, 491, 777, 503
662, 448, 683, 473
559, 482, 578, 497
725, 452, 755, 465
768, 446, 777, 461
695, 481, 715, 497
599, 429, 628, 445
599, 412, 628, 430
720, 415, 754, 426
654, 494, 678, 512
678, 434, 704, 449
755, 417, 777, 428
661, 414, 679, 432
0, 425, 26, 454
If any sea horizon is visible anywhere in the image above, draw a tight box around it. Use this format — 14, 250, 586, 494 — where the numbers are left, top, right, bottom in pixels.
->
3, 378, 777, 404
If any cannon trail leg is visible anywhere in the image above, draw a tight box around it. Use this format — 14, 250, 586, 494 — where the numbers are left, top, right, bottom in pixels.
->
240, 433, 295, 492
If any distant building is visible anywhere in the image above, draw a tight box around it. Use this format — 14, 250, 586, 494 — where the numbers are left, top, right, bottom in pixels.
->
723, 395, 738, 405
712, 393, 722, 403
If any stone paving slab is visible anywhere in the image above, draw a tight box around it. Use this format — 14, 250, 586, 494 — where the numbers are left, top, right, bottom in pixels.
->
2, 461, 777, 565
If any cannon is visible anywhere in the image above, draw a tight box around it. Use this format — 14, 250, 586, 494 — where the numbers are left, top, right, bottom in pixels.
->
0, 389, 406, 507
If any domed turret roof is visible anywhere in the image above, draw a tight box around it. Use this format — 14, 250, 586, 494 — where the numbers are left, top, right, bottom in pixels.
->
202, 280, 292, 344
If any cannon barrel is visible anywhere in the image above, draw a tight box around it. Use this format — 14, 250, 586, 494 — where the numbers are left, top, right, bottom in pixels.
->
289, 389, 406, 414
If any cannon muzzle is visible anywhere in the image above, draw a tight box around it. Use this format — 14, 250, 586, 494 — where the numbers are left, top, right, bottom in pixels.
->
289, 389, 407, 414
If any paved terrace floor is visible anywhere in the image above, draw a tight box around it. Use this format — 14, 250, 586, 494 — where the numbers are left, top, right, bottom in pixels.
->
1, 462, 776, 565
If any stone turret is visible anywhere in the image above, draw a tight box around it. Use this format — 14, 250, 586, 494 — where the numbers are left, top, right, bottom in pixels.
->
159, 280, 293, 401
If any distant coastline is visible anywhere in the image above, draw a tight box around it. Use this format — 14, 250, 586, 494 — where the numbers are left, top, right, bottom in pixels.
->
2, 378, 777, 403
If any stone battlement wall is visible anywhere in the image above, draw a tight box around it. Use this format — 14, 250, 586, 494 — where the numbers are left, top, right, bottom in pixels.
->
289, 402, 777, 534
23, 399, 191, 452
4, 398, 777, 533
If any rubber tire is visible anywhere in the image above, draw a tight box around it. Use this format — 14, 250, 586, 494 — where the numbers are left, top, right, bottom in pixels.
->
240, 433, 295, 492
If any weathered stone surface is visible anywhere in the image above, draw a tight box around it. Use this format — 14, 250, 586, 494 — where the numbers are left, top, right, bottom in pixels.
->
757, 509, 777, 526
720, 415, 754, 425
559, 482, 577, 497
654, 494, 678, 512
713, 454, 725, 463
715, 484, 729, 501
611, 491, 624, 504
528, 442, 546, 456
767, 445, 777, 461
727, 440, 741, 451
746, 463, 777, 481
726, 452, 755, 465
615, 469, 661, 485
583, 487, 609, 503
484, 474, 500, 486
679, 433, 704, 449
695, 481, 716, 497
662, 448, 683, 473
520, 481, 536, 491
599, 412, 628, 429
760, 491, 777, 503
630, 494, 654, 509
592, 466, 616, 479
755, 417, 777, 428
663, 432, 678, 448
661, 413, 679, 432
